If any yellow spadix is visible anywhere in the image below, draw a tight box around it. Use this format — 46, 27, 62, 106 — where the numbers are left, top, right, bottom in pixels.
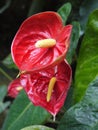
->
35, 39, 56, 48
47, 77, 57, 102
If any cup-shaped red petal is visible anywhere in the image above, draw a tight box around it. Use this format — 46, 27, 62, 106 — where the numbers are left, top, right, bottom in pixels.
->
20, 60, 72, 116
8, 78, 23, 98
11, 11, 72, 72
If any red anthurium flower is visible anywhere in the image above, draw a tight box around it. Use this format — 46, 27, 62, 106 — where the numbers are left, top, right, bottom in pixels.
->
8, 78, 23, 98
11, 11, 72, 72
20, 60, 72, 117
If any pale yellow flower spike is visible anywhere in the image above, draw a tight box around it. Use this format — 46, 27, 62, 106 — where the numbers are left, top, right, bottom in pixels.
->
16, 86, 23, 91
47, 77, 57, 102
35, 39, 56, 48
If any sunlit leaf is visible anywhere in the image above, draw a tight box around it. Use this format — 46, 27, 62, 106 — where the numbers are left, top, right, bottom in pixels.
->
74, 9, 98, 102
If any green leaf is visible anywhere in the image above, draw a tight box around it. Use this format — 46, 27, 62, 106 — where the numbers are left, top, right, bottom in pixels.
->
0, 102, 10, 114
2, 54, 17, 69
0, 86, 7, 101
91, 123, 98, 130
57, 76, 98, 130
21, 125, 55, 130
74, 9, 98, 102
64, 86, 74, 110
2, 90, 50, 130
66, 21, 80, 64
57, 3, 71, 24
0, 86, 10, 114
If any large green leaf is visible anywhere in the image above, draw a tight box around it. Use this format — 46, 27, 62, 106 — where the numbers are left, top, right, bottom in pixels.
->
66, 21, 80, 64
74, 9, 98, 102
21, 125, 55, 130
57, 76, 98, 130
57, 3, 71, 24
2, 90, 50, 130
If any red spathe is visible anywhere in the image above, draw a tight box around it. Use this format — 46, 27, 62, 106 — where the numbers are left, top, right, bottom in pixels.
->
11, 11, 72, 72
20, 60, 72, 116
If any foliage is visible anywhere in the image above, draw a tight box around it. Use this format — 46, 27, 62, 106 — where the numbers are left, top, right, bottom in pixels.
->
74, 9, 98, 102
0, 86, 10, 114
21, 125, 55, 130
57, 76, 98, 130
2, 91, 50, 130
66, 21, 80, 64
0, 1, 98, 130
57, 3, 71, 24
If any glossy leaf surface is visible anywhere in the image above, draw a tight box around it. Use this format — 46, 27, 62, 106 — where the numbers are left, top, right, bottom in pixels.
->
21, 125, 55, 130
11, 12, 72, 71
57, 76, 98, 130
20, 60, 72, 116
2, 90, 50, 130
74, 9, 98, 102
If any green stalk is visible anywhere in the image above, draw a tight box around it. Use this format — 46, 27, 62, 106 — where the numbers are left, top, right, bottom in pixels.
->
0, 68, 13, 81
